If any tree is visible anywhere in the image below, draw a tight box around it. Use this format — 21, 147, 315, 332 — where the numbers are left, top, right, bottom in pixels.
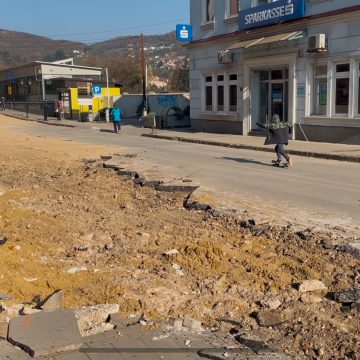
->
79, 52, 142, 94
168, 58, 189, 92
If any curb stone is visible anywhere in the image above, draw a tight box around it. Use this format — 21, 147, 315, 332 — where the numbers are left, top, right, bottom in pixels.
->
142, 134, 360, 164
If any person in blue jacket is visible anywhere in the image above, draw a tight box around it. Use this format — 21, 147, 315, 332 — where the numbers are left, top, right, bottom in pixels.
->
111, 106, 122, 133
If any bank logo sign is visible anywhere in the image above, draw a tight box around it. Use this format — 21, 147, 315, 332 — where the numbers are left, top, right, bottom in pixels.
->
239, 0, 305, 30
176, 24, 192, 42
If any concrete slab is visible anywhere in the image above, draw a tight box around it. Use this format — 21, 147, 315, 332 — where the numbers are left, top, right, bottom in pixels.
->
7, 310, 82, 358
0, 340, 32, 359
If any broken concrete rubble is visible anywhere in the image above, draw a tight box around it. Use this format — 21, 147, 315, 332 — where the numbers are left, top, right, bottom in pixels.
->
74, 304, 119, 337
333, 288, 360, 304
40, 289, 63, 312
255, 310, 286, 327
298, 280, 327, 293
0, 320, 8, 340
183, 317, 202, 331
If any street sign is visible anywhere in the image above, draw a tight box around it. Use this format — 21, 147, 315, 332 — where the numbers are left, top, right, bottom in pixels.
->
92, 85, 102, 96
176, 24, 192, 42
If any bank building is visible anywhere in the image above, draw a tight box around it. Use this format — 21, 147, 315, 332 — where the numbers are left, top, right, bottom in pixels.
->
188, 0, 360, 144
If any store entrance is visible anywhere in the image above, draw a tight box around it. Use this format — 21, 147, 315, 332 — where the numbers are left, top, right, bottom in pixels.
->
258, 68, 288, 127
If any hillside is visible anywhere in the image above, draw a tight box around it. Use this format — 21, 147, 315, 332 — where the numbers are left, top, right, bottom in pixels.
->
0, 29, 187, 76
0, 29, 85, 67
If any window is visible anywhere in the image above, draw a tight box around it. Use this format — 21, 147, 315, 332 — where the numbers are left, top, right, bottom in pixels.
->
313, 65, 327, 116
217, 75, 225, 112
204, 0, 215, 23
226, 0, 239, 17
229, 74, 238, 112
205, 76, 213, 111
239, 0, 280, 11
335, 63, 349, 114
240, 0, 252, 10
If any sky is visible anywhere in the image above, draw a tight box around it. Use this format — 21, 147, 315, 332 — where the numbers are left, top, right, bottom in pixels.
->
1, 0, 190, 43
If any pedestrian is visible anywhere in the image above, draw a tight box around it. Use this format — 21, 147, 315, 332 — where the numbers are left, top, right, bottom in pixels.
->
41, 99, 49, 121
111, 106, 122, 133
257, 114, 293, 166
54, 99, 61, 120
0, 96, 5, 111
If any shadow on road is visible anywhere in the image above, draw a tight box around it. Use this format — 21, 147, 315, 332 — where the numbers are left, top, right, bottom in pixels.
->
100, 129, 117, 134
220, 156, 272, 167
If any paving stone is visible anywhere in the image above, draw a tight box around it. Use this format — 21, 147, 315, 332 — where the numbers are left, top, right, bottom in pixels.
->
110, 336, 160, 360
141, 336, 199, 360
51, 350, 89, 360
83, 330, 120, 347
82, 343, 125, 360
8, 309, 82, 358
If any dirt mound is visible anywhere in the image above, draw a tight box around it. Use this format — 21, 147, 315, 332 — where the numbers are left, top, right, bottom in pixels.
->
0, 119, 359, 359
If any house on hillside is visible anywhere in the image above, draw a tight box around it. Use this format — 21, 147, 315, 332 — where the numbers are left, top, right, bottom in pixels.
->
189, 0, 360, 144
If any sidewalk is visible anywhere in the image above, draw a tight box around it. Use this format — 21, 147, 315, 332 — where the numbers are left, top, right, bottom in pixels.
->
143, 131, 360, 163
3, 109, 360, 163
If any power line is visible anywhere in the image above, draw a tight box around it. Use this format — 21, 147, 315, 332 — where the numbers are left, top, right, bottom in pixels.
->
48, 18, 188, 38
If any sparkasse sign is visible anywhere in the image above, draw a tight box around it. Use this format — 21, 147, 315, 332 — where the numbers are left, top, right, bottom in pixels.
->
239, 0, 305, 30
176, 24, 192, 42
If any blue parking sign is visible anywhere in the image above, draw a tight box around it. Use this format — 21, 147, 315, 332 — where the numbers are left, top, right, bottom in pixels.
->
93, 85, 102, 96
176, 24, 192, 42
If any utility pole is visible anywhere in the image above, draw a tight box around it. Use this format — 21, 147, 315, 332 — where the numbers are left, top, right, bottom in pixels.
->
141, 33, 147, 116
105, 67, 110, 123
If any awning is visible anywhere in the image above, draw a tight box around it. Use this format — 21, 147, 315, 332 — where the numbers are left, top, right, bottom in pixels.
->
227, 31, 303, 50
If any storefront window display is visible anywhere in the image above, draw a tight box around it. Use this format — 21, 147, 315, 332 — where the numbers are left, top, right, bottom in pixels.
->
313, 65, 327, 116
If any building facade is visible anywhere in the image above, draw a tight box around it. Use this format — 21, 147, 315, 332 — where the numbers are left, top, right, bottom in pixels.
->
189, 0, 360, 144
0, 59, 121, 121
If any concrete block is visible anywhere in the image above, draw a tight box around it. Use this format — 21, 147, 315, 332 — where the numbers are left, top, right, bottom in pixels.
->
182, 318, 202, 331
8, 309, 82, 358
169, 317, 183, 330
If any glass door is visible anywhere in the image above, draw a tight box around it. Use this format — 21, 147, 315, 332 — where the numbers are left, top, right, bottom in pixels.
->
271, 82, 284, 121
258, 68, 288, 128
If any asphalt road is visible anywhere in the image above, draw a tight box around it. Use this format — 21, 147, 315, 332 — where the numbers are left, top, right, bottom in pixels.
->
5, 120, 360, 232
